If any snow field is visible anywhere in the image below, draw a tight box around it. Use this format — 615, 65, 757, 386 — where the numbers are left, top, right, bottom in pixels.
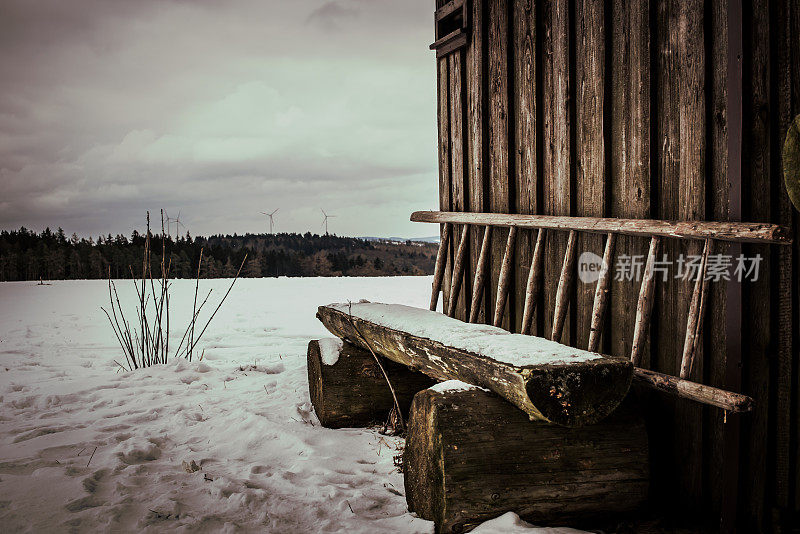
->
0, 277, 583, 533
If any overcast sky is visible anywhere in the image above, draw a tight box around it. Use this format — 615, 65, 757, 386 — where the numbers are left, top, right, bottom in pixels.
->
0, 0, 439, 239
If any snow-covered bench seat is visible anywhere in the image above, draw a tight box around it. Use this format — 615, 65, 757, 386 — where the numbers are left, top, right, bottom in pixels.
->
316, 301, 632, 427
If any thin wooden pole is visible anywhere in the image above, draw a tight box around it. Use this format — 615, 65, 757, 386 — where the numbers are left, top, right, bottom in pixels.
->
630, 236, 661, 366
633, 368, 752, 413
521, 230, 546, 335
447, 224, 470, 317
551, 230, 578, 342
430, 222, 452, 311
411, 210, 791, 244
680, 239, 712, 379
588, 233, 617, 352
469, 226, 492, 323
493, 226, 518, 327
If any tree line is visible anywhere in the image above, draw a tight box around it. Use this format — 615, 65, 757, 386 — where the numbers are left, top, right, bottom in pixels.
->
0, 227, 437, 281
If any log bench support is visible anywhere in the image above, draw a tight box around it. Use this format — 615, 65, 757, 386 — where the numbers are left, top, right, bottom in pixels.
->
307, 339, 436, 428
404, 386, 650, 533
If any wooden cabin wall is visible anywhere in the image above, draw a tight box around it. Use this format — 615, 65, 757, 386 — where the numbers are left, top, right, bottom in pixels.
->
433, 0, 800, 530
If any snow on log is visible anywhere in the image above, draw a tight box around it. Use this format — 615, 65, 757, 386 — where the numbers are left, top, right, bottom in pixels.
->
404, 387, 649, 533
316, 302, 633, 427
307, 339, 436, 428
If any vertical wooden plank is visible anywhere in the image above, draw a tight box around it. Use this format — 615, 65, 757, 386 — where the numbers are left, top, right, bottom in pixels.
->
609, 0, 650, 360
774, 0, 794, 515
721, 0, 745, 529
541, 0, 571, 340
466, 0, 488, 325
449, 51, 469, 322
488, 0, 512, 330
437, 58, 453, 313
512, 0, 537, 334
703, 1, 729, 520
655, 0, 706, 513
738, 0, 771, 528
791, 0, 800, 515
574, 0, 606, 349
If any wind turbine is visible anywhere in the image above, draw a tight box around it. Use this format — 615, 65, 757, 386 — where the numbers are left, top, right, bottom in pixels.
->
173, 211, 185, 238
165, 211, 173, 238
165, 210, 184, 238
320, 209, 336, 235
260, 209, 279, 234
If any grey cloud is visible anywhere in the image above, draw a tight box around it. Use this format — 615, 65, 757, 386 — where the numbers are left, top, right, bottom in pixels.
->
0, 0, 438, 238
307, 2, 358, 29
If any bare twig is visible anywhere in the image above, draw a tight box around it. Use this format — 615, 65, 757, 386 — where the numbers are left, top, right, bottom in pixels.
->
103, 213, 242, 369
346, 301, 405, 434
186, 254, 247, 356
86, 446, 98, 468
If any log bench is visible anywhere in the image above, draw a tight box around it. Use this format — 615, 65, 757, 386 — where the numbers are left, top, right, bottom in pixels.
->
306, 210, 790, 531
404, 384, 649, 533
316, 302, 631, 427
307, 338, 436, 428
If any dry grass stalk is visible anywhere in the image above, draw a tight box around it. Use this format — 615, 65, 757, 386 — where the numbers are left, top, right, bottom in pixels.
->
102, 211, 246, 369
346, 301, 405, 435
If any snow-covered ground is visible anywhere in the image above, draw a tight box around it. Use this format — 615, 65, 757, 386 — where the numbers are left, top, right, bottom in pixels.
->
0, 277, 583, 533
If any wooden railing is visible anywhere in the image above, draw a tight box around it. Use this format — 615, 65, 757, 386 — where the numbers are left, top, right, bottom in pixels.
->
413, 210, 794, 413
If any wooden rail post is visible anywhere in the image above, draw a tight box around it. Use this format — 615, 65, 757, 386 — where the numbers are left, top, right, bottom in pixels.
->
630, 236, 661, 366
430, 222, 452, 311
411, 211, 791, 244
551, 230, 578, 342
469, 226, 492, 323
588, 233, 617, 352
493, 226, 518, 327
680, 239, 711, 379
447, 224, 470, 317
521, 230, 546, 335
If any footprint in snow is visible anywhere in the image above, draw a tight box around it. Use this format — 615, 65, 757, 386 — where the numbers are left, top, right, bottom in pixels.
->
115, 437, 163, 465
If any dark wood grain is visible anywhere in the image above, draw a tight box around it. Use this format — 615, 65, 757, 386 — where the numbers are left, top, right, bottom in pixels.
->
449, 51, 469, 321
739, 0, 772, 526
488, 0, 512, 330
703, 0, 728, 521
792, 0, 800, 514
541, 0, 571, 342
512, 0, 537, 334
404, 388, 649, 533
654, 0, 706, 511
574, 0, 606, 350
307, 340, 435, 428
774, 0, 794, 512
466, 0, 488, 325
437, 58, 453, 313
609, 0, 651, 364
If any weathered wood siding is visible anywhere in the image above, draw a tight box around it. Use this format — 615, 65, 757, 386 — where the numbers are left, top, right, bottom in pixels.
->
432, 0, 800, 530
